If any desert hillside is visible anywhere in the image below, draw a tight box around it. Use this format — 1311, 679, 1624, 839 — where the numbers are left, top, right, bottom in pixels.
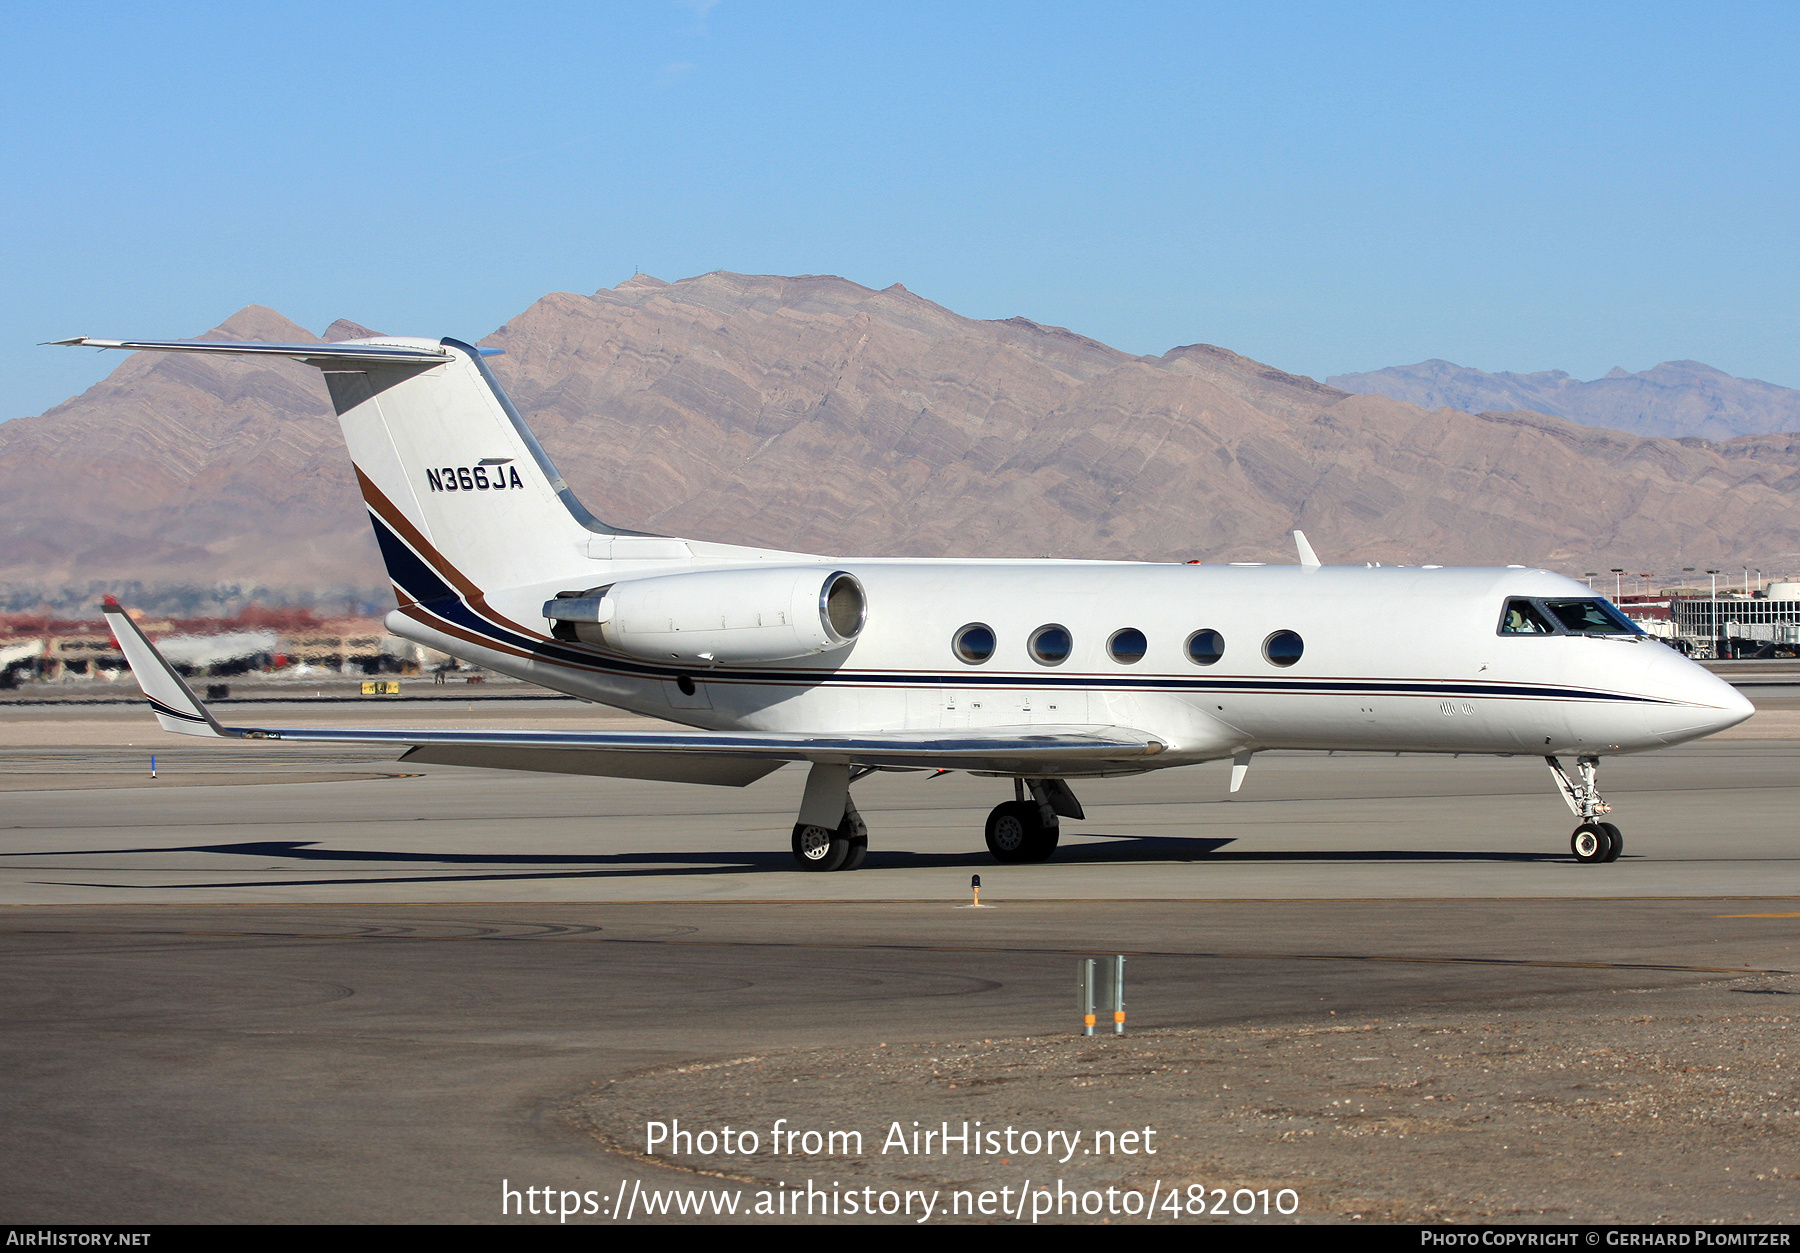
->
5, 272, 1800, 610
1330, 358, 1800, 441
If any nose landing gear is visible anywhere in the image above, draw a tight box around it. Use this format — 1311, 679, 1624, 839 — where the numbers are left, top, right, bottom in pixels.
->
1571, 820, 1623, 864
1547, 755, 1623, 864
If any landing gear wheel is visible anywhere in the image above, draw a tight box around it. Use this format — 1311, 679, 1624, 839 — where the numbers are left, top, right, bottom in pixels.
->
985, 801, 1037, 863
1599, 821, 1623, 863
792, 822, 849, 871
840, 836, 868, 871
1571, 822, 1614, 864
791, 803, 868, 872
985, 801, 1058, 863
838, 802, 869, 871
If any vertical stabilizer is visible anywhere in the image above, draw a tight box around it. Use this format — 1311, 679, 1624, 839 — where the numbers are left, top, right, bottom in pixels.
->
320, 337, 625, 601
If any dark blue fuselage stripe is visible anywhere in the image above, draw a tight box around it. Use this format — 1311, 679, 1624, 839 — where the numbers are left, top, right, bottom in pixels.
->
370, 510, 459, 606
367, 516, 1675, 708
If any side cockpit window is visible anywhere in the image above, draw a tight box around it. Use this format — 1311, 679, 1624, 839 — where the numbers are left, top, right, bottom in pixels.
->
1544, 598, 1644, 636
1499, 598, 1557, 635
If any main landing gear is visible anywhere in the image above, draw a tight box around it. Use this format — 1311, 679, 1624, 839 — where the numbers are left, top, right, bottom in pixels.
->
791, 798, 868, 872
985, 801, 1057, 863
1546, 755, 1623, 864
787, 765, 1086, 871
983, 778, 1082, 864
789, 762, 872, 872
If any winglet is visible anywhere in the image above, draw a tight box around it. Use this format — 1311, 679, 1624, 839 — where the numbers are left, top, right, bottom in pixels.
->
101, 602, 230, 738
1293, 530, 1321, 569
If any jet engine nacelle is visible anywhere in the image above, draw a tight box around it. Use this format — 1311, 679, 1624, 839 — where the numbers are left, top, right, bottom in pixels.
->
545, 567, 866, 666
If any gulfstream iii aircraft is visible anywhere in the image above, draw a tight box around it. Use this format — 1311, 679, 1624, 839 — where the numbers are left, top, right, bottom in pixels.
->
55, 334, 1753, 870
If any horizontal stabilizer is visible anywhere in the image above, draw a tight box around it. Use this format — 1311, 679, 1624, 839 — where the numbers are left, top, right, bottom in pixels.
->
46, 337, 465, 367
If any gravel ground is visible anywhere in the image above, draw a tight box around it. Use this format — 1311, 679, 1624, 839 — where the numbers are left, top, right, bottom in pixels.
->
575, 975, 1800, 1224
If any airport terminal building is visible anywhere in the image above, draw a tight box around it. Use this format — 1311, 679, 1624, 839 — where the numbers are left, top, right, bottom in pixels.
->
1622, 581, 1800, 658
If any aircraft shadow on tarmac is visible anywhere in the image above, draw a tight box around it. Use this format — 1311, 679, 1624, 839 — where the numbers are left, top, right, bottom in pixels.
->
18, 834, 1570, 890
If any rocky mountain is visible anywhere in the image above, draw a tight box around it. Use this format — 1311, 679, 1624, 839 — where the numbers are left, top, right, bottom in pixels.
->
1328, 359, 1800, 441
0, 305, 380, 610
6, 272, 1800, 611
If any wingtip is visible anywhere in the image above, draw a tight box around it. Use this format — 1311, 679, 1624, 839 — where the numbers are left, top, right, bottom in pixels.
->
1293, 529, 1322, 569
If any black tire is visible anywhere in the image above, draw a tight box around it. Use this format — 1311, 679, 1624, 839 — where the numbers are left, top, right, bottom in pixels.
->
1599, 821, 1623, 863
792, 822, 849, 871
838, 802, 869, 871
985, 801, 1038, 863
1571, 822, 1613, 864
986, 800, 1059, 863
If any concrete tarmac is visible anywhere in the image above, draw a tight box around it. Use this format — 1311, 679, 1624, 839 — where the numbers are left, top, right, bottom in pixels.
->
1, 699, 1798, 904
3, 701, 1798, 1223
5, 898, 1796, 1223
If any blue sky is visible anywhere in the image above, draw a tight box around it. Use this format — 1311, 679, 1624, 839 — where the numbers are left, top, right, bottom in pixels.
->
6, 2, 1798, 419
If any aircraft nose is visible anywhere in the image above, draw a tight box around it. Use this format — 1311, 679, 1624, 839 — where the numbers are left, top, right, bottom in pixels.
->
1642, 646, 1755, 744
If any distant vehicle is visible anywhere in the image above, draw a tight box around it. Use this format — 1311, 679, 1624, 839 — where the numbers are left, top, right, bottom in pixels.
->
1719, 637, 1800, 660
56, 334, 1753, 869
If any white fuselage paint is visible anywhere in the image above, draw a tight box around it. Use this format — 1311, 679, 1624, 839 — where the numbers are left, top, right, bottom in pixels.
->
385, 560, 1752, 777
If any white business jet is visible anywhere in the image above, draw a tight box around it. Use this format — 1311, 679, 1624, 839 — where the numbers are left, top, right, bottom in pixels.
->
53, 334, 1753, 870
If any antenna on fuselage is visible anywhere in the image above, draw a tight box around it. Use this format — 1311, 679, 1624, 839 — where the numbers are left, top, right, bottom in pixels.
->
1293, 530, 1321, 570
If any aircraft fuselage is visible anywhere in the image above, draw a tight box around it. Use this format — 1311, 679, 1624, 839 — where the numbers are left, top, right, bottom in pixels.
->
387, 559, 1749, 775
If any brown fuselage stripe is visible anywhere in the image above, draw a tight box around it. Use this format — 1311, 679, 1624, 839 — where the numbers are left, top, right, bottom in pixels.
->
353, 465, 600, 672
353, 466, 482, 601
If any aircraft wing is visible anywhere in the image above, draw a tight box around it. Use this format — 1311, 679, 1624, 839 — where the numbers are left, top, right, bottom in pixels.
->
102, 603, 1165, 786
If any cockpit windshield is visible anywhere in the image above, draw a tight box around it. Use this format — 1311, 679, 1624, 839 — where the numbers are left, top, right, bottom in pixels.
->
1544, 599, 1643, 635
1498, 596, 1643, 636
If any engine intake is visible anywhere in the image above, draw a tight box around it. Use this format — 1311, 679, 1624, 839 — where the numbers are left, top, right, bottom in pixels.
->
544, 568, 866, 666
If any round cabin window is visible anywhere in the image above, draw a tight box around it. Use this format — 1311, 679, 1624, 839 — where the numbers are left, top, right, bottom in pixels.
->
1185, 629, 1225, 666
1107, 628, 1147, 664
1263, 630, 1304, 667
953, 623, 996, 664
1028, 624, 1073, 666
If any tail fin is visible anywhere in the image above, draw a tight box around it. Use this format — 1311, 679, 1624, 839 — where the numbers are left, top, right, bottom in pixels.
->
318, 336, 633, 600
52, 334, 640, 601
